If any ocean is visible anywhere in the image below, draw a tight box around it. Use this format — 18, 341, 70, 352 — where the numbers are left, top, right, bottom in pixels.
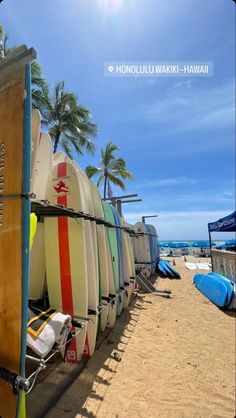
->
158, 240, 226, 247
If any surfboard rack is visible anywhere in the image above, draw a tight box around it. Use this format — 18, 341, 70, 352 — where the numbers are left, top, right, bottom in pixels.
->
0, 192, 36, 200
0, 367, 30, 395
101, 295, 116, 305
22, 323, 87, 394
71, 319, 86, 329
136, 272, 172, 298
0, 317, 88, 396
30, 200, 157, 238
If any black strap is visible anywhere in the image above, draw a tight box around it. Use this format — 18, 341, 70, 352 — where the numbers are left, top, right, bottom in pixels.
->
102, 296, 111, 302
0, 367, 26, 395
88, 309, 97, 316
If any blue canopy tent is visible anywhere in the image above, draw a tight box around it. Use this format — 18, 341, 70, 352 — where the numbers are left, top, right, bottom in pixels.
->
208, 210, 236, 253
208, 211, 236, 276
208, 211, 236, 235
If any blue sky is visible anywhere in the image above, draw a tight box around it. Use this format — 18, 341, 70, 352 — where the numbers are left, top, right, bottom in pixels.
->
1, 0, 235, 239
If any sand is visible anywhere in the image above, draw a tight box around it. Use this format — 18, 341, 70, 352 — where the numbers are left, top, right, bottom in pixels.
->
28, 257, 236, 418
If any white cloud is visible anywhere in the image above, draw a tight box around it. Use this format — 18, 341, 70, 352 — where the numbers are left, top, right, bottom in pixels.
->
137, 79, 235, 133
123, 209, 235, 240
134, 177, 198, 188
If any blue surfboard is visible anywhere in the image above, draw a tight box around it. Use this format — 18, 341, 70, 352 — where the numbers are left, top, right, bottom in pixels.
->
161, 261, 175, 277
193, 274, 233, 307
157, 261, 172, 277
162, 261, 181, 278
208, 273, 234, 305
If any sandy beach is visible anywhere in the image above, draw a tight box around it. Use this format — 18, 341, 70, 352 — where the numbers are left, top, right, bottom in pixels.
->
28, 257, 236, 418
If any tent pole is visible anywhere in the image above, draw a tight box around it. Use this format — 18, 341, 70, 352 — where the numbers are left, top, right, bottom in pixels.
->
208, 227, 214, 271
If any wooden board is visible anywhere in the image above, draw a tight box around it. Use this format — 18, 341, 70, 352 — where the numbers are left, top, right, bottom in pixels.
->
0, 66, 29, 418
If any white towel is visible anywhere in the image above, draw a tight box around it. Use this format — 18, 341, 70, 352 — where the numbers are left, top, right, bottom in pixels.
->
27, 312, 72, 358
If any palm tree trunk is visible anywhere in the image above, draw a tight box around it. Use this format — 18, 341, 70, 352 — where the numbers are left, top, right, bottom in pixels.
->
53, 130, 61, 154
103, 175, 107, 199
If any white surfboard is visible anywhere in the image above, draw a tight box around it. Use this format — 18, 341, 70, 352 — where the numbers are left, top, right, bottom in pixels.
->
135, 222, 152, 278
31, 132, 52, 200
125, 222, 136, 295
185, 262, 197, 270
90, 182, 109, 332
73, 165, 99, 356
31, 109, 41, 180
51, 153, 99, 358
196, 263, 210, 271
29, 223, 46, 300
45, 161, 88, 362
30, 131, 52, 302
104, 229, 117, 329
122, 230, 134, 309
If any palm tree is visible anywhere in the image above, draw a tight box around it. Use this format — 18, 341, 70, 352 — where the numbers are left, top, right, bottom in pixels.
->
40, 81, 98, 158
0, 30, 10, 57
86, 142, 133, 199
0, 27, 48, 108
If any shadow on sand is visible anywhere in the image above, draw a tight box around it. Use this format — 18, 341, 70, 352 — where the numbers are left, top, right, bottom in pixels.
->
27, 294, 145, 418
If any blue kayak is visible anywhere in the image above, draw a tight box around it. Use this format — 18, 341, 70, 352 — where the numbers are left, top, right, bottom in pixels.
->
193, 273, 234, 307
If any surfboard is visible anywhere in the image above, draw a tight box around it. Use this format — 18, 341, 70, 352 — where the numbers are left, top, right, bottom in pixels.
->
104, 228, 117, 329
208, 273, 235, 305
161, 261, 175, 277
102, 202, 122, 316
112, 207, 125, 315
44, 161, 88, 362
185, 262, 197, 270
0, 60, 32, 418
51, 154, 99, 357
29, 223, 46, 300
29, 132, 52, 301
157, 261, 169, 277
145, 224, 155, 275
69, 164, 99, 353
135, 222, 152, 278
77, 168, 100, 341
31, 132, 52, 200
193, 274, 233, 307
31, 109, 41, 183
90, 182, 109, 332
162, 261, 181, 278
122, 229, 134, 308
196, 263, 210, 271
126, 225, 136, 294
146, 224, 158, 275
